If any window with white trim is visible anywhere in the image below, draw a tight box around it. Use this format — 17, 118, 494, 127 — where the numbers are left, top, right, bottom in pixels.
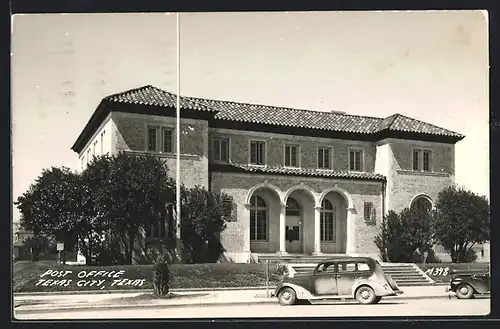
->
413, 149, 432, 172
100, 131, 105, 154
162, 128, 173, 153
318, 147, 332, 169
284, 144, 299, 167
213, 138, 230, 162
364, 202, 376, 223
349, 149, 363, 171
249, 195, 267, 241
250, 141, 266, 165
320, 199, 336, 242
147, 126, 174, 153
147, 127, 158, 152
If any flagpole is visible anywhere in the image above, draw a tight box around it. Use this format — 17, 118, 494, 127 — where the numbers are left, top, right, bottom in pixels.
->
175, 12, 182, 254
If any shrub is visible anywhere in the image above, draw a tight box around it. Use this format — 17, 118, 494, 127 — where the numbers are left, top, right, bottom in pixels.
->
374, 208, 434, 263
449, 248, 478, 263
152, 255, 171, 296
274, 263, 289, 276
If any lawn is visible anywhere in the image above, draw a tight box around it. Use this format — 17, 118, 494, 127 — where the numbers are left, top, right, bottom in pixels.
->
416, 263, 490, 284
13, 261, 283, 293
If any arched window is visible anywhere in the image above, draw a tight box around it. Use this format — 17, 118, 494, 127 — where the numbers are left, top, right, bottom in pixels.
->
286, 197, 301, 216
411, 196, 433, 214
250, 195, 267, 241
320, 199, 336, 242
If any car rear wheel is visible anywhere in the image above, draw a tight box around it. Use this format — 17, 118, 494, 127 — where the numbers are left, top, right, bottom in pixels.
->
355, 285, 377, 305
455, 283, 474, 299
278, 287, 297, 306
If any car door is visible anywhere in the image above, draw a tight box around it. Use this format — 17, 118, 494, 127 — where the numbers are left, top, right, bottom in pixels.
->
335, 261, 358, 296
311, 262, 338, 296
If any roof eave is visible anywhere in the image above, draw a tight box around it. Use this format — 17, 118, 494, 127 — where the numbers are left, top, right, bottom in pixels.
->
71, 100, 110, 154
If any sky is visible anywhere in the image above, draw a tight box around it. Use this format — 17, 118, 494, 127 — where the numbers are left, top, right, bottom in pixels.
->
11, 11, 489, 224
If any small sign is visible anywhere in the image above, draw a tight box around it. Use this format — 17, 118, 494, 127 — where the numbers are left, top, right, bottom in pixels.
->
57, 242, 64, 251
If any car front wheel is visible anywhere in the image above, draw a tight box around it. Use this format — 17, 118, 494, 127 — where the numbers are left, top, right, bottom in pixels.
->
455, 283, 475, 299
277, 287, 297, 306
355, 285, 377, 304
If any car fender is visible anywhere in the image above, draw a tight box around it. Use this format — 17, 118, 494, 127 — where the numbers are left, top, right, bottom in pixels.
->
352, 279, 389, 297
468, 279, 490, 294
277, 283, 315, 300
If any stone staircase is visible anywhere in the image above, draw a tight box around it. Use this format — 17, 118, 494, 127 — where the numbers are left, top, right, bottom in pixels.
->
256, 254, 434, 286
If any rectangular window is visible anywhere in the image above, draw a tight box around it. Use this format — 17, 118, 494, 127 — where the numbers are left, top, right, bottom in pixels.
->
86, 149, 91, 163
413, 149, 422, 171
250, 141, 266, 165
318, 147, 331, 169
413, 149, 432, 172
423, 150, 431, 171
162, 128, 173, 153
147, 127, 158, 152
81, 157, 84, 170
357, 262, 370, 271
338, 262, 356, 272
349, 149, 363, 171
100, 131, 105, 154
284, 144, 299, 167
364, 202, 376, 223
214, 138, 230, 162
93, 141, 98, 156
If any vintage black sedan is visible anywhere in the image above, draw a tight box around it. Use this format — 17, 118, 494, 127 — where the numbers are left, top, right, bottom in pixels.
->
273, 256, 403, 306
447, 271, 490, 299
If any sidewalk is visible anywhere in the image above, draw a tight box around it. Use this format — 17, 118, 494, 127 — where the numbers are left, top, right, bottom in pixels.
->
14, 285, 452, 314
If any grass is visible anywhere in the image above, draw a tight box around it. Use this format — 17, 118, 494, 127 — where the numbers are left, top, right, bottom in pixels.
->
13, 261, 283, 293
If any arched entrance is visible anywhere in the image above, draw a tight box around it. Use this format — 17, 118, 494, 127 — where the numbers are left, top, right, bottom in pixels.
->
246, 183, 282, 253
317, 189, 351, 254
283, 185, 316, 254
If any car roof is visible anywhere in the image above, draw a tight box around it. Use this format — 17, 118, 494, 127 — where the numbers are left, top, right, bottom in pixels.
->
319, 256, 376, 263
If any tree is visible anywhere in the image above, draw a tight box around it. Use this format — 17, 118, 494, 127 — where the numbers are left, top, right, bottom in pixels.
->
180, 185, 233, 263
86, 152, 176, 265
433, 186, 490, 263
374, 207, 434, 263
14, 167, 84, 262
23, 235, 50, 261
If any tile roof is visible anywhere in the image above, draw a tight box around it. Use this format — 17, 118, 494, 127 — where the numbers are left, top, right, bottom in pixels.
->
211, 163, 386, 181
104, 86, 217, 112
102, 85, 465, 140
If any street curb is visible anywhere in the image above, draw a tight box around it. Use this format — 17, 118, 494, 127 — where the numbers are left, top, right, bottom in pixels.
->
14, 284, 448, 296
14, 295, 454, 315
14, 286, 274, 296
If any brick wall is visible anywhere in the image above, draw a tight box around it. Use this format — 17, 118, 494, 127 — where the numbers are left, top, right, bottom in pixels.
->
211, 172, 383, 256
210, 128, 376, 172
385, 139, 455, 212
110, 112, 209, 188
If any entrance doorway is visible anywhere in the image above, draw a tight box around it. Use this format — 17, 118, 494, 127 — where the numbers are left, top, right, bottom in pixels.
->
285, 197, 302, 253
286, 216, 302, 253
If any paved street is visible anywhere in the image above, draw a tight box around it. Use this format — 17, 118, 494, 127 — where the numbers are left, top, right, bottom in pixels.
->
15, 297, 489, 320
